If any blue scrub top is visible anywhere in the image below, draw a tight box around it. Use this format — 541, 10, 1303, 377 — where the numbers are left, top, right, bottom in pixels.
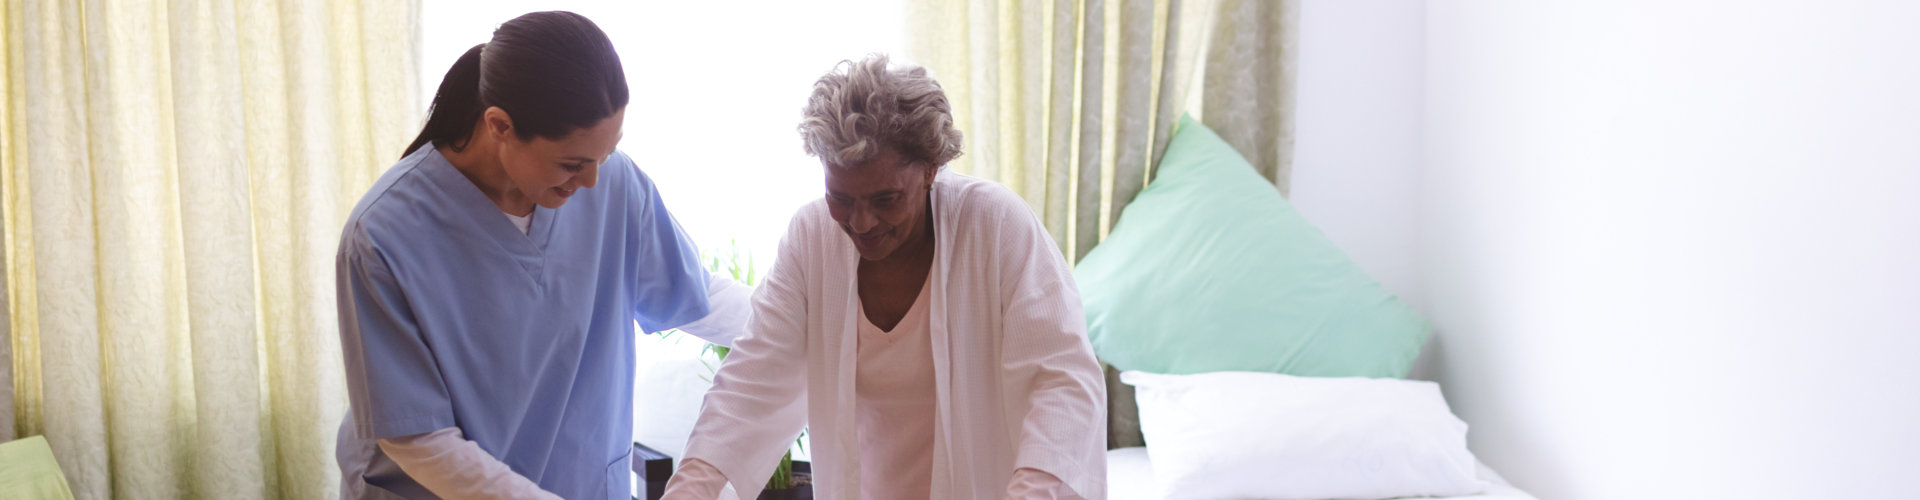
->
334, 145, 710, 499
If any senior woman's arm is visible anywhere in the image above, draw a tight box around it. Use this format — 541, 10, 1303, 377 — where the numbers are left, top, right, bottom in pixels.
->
665, 215, 815, 500
992, 196, 1109, 499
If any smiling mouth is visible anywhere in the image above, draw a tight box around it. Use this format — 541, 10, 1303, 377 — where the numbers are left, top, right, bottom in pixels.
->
554, 186, 577, 198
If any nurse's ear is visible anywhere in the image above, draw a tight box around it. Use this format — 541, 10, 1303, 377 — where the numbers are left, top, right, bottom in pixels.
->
483, 106, 516, 143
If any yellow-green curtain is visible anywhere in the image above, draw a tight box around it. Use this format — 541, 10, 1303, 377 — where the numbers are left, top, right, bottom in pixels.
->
905, 0, 1298, 449
1, 1, 419, 498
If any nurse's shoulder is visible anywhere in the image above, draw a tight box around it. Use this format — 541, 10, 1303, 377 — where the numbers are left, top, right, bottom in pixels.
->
602, 149, 656, 204
338, 147, 453, 260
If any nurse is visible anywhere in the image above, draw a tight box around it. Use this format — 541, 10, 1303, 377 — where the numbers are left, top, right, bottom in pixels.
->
663, 55, 1107, 499
334, 11, 748, 499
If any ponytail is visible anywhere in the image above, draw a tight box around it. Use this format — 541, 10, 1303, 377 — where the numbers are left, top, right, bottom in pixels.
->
404, 43, 487, 159
404, 12, 629, 159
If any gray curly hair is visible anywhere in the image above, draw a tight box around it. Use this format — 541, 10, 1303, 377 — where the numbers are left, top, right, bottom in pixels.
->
799, 54, 964, 169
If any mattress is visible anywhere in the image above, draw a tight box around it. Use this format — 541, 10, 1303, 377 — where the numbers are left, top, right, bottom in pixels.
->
1105, 447, 1537, 500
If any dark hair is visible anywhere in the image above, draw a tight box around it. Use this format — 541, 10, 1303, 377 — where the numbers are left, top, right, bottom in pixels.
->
404, 11, 630, 158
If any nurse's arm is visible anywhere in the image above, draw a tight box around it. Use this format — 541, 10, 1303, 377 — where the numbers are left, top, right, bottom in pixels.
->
376, 427, 561, 500
668, 271, 753, 348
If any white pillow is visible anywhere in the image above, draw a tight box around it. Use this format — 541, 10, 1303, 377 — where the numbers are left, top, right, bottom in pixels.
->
1121, 371, 1487, 500
631, 334, 718, 459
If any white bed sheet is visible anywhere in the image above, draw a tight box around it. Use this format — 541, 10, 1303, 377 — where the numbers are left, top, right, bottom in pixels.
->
1105, 447, 1537, 500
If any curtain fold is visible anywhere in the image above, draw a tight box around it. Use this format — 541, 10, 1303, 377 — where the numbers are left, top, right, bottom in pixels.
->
1197, 0, 1298, 195
906, 0, 1298, 449
1, 1, 419, 498
1, 0, 12, 441
908, 0, 1296, 261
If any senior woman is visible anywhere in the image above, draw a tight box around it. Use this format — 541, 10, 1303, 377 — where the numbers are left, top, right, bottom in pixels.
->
663, 54, 1107, 499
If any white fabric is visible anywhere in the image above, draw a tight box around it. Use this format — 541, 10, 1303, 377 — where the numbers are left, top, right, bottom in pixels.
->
375, 427, 561, 500
630, 336, 720, 460
1104, 447, 1536, 500
1121, 371, 1488, 500
671, 272, 753, 348
678, 171, 1107, 500
503, 211, 532, 234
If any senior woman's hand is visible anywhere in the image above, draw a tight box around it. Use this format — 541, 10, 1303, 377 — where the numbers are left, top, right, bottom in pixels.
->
661, 458, 737, 500
1006, 467, 1086, 499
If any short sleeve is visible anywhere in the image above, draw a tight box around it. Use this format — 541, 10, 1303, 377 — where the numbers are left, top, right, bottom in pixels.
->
618, 153, 713, 333
336, 228, 457, 439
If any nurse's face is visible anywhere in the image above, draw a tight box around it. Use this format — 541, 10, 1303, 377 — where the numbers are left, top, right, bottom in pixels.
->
485, 107, 625, 209
824, 146, 938, 261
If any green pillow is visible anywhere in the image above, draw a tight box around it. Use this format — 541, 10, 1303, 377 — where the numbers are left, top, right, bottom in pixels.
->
1076, 114, 1426, 377
0, 436, 76, 500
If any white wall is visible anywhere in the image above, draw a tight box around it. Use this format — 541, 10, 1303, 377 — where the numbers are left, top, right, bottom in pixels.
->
1420, 2, 1920, 499
1297, 1, 1920, 497
1290, 0, 1427, 312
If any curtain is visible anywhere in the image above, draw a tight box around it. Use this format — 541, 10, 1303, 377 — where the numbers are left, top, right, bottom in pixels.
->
905, 0, 1297, 448
1, 1, 419, 498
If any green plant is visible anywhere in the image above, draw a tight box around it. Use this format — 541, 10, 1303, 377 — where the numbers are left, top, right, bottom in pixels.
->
659, 240, 807, 491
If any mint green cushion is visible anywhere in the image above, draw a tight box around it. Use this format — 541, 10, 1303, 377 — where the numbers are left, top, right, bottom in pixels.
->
0, 436, 76, 500
1076, 114, 1426, 377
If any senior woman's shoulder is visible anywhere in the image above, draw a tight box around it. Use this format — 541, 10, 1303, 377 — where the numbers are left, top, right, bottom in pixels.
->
934, 171, 1035, 221
783, 197, 838, 235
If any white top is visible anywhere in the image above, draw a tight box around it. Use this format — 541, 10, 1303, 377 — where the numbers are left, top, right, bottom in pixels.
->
376, 427, 560, 499
678, 171, 1108, 500
503, 210, 532, 234
854, 276, 936, 500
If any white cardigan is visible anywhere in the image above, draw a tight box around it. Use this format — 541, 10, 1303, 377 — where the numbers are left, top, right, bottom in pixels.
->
681, 171, 1107, 499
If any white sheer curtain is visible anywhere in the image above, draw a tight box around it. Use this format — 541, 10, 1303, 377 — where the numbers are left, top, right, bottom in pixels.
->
2, 1, 419, 498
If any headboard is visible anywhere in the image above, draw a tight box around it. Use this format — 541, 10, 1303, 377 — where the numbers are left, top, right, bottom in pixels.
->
1104, 364, 1144, 449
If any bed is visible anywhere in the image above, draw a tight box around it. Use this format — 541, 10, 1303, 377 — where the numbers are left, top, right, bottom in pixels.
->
1105, 447, 1537, 500
1073, 117, 1538, 499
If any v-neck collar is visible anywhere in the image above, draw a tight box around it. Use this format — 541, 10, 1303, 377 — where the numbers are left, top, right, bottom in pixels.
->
856, 270, 935, 336
416, 147, 558, 282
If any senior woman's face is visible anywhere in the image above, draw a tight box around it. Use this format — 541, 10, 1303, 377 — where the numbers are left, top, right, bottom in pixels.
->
825, 147, 939, 261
